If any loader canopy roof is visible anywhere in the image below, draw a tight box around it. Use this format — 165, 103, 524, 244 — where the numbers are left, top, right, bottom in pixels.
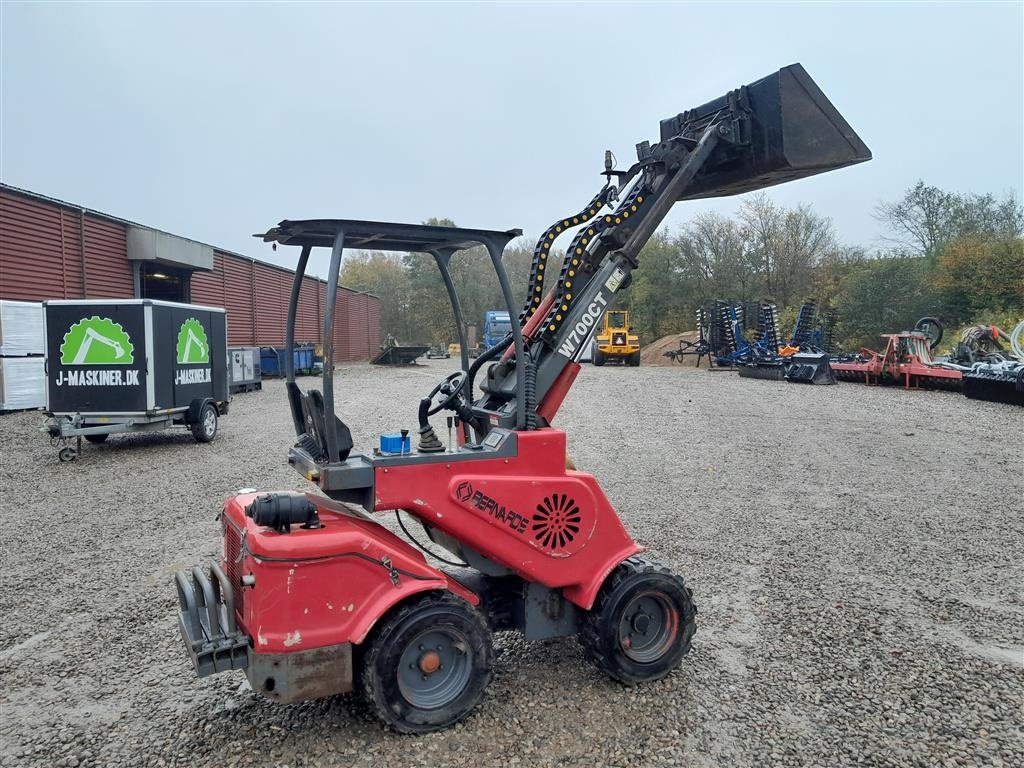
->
257, 219, 522, 254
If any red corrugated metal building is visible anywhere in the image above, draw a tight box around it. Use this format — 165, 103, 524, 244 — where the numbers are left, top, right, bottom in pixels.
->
0, 184, 380, 360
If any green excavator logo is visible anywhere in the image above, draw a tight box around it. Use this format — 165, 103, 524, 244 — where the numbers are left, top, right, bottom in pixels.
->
176, 318, 209, 364
60, 317, 135, 365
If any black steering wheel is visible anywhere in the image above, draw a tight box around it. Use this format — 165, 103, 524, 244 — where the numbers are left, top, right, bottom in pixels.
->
426, 371, 468, 416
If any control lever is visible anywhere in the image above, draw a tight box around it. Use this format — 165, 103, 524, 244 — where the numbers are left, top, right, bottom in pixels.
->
445, 416, 453, 452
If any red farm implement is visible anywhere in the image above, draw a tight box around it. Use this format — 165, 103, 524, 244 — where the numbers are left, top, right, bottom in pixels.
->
831, 329, 962, 391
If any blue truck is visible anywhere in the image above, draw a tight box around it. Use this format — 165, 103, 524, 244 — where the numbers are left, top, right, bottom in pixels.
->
481, 310, 513, 351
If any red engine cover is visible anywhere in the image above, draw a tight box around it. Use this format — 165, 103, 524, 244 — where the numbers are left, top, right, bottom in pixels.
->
224, 429, 642, 655
374, 428, 642, 609
221, 493, 476, 654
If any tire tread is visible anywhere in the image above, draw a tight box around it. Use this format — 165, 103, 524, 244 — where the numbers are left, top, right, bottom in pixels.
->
359, 590, 492, 734
580, 555, 696, 684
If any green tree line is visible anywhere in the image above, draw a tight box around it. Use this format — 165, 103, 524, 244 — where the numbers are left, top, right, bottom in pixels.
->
340, 184, 1023, 351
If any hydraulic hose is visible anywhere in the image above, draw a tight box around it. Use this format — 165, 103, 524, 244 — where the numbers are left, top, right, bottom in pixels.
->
523, 362, 538, 430
466, 333, 513, 402
1010, 320, 1024, 361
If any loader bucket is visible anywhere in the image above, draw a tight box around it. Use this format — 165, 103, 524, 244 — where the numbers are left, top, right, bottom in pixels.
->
784, 353, 836, 385
661, 64, 871, 199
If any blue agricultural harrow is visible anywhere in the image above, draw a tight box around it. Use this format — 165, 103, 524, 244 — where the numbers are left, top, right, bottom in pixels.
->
708, 298, 838, 384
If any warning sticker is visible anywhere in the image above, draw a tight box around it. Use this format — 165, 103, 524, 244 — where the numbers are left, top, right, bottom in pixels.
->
605, 267, 626, 293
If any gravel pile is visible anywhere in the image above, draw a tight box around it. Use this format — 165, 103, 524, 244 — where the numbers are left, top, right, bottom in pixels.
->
639, 332, 702, 366
2, 360, 1021, 768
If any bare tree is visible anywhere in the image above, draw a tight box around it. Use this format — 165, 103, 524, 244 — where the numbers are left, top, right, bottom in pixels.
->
739, 193, 836, 306
679, 212, 755, 301
875, 181, 1023, 259
874, 182, 958, 258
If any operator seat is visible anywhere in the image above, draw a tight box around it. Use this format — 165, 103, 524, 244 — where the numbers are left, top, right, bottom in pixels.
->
287, 382, 353, 463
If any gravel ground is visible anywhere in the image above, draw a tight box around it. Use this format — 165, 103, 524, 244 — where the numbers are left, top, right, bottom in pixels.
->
2, 360, 1022, 768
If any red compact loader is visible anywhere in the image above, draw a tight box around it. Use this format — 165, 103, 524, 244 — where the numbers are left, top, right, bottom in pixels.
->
175, 64, 870, 732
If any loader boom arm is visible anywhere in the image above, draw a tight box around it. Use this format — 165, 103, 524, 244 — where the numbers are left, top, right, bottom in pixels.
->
261, 63, 870, 461
477, 64, 870, 424
473, 125, 723, 423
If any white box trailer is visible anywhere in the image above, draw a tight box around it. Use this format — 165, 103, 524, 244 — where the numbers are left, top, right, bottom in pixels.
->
43, 299, 230, 461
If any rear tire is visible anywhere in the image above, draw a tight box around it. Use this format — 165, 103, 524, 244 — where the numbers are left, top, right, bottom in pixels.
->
191, 402, 218, 443
580, 556, 696, 684
84, 433, 109, 444
593, 348, 606, 367
627, 351, 641, 367
359, 592, 493, 734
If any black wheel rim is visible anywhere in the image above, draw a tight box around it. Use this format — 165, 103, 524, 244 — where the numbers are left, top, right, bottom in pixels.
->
396, 628, 473, 709
618, 590, 679, 663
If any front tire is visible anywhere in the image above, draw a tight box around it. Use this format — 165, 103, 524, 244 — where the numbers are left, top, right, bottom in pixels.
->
580, 556, 696, 684
360, 592, 493, 734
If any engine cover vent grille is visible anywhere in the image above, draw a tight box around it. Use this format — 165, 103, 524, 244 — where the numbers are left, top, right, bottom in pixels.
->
532, 494, 582, 550
222, 516, 245, 614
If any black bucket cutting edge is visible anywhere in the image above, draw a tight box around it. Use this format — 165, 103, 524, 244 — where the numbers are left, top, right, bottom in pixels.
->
784, 352, 836, 385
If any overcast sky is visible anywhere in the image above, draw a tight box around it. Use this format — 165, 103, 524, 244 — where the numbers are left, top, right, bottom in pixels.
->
2, 2, 1022, 277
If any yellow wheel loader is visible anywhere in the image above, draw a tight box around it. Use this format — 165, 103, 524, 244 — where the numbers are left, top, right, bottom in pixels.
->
592, 310, 641, 367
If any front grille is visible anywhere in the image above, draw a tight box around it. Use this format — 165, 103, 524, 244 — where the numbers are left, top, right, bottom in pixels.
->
222, 516, 245, 615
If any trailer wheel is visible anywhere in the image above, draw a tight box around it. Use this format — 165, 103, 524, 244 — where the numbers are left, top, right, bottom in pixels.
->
191, 402, 218, 443
359, 591, 493, 734
58, 447, 77, 462
84, 433, 109, 444
580, 556, 695, 684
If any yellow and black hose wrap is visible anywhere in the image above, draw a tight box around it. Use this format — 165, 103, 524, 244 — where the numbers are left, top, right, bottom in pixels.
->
519, 186, 615, 325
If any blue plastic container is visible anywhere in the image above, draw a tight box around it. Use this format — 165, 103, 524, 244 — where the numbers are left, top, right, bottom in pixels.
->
292, 344, 314, 374
260, 345, 315, 377
260, 347, 281, 377
379, 433, 411, 454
